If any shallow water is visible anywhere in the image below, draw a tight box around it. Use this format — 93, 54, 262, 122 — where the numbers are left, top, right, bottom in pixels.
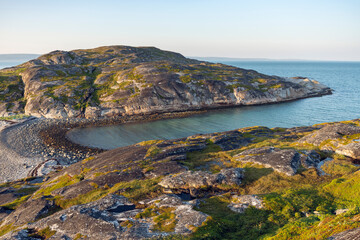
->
2, 59, 360, 150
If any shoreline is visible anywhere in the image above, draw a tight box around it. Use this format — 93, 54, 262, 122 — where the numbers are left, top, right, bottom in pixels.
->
0, 91, 333, 183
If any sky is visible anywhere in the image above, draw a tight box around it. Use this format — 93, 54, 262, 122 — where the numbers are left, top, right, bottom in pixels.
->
0, 0, 359, 61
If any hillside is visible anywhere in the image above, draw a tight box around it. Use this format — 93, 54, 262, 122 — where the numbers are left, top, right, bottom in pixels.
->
1, 119, 360, 239
0, 45, 331, 118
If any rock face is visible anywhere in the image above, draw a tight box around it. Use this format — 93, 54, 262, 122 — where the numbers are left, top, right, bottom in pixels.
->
234, 147, 301, 176
0, 45, 332, 118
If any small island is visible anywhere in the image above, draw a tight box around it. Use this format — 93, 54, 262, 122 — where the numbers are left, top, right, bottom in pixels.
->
0, 45, 331, 118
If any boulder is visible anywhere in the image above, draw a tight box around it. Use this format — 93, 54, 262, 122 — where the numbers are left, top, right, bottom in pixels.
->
228, 195, 263, 213
158, 168, 244, 192
336, 142, 360, 159
234, 147, 301, 176
299, 123, 360, 147
300, 150, 322, 168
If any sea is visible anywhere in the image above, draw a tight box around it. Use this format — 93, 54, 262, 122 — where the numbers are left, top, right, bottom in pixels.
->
1, 57, 360, 149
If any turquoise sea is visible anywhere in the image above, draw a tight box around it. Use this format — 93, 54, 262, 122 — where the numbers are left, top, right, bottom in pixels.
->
2, 58, 360, 149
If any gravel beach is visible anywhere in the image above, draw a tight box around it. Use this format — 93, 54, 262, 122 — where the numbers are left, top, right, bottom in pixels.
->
0, 111, 203, 183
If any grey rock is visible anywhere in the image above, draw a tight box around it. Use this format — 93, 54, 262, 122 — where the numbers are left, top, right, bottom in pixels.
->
336, 142, 360, 159
299, 123, 360, 149
228, 195, 263, 213
158, 168, 244, 192
335, 209, 350, 215
234, 147, 301, 176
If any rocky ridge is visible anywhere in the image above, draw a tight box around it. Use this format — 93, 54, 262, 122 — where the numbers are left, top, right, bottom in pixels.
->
0, 45, 331, 118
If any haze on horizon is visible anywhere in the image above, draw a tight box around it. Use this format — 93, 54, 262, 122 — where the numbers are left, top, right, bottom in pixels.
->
0, 0, 359, 61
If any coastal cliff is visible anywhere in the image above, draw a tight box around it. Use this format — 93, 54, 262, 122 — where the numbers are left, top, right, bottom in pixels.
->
0, 45, 331, 118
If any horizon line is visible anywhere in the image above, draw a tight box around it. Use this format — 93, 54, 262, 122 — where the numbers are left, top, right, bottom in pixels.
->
0, 53, 359, 62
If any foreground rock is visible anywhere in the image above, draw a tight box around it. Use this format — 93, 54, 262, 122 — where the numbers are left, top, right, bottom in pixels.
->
0, 45, 331, 118
328, 227, 360, 240
227, 195, 263, 213
159, 168, 244, 196
234, 147, 301, 176
299, 122, 360, 159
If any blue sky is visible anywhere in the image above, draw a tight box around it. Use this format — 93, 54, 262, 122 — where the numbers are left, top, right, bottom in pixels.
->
0, 0, 359, 60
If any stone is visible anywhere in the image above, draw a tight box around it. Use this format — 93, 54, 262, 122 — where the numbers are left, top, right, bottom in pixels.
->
227, 195, 263, 213
335, 209, 349, 215
234, 147, 301, 176
336, 142, 360, 159
158, 168, 244, 193
299, 123, 360, 149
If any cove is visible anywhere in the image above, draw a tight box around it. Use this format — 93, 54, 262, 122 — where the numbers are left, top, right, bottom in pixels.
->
67, 60, 360, 150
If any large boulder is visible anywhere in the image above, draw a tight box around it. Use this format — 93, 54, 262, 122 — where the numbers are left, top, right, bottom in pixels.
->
335, 142, 360, 159
228, 195, 264, 213
158, 168, 244, 192
234, 147, 301, 176
299, 123, 360, 148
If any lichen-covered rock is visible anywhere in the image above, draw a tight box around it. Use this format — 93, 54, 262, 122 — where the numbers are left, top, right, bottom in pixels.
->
300, 150, 322, 168
234, 147, 301, 176
336, 142, 360, 159
158, 168, 244, 192
0, 45, 332, 119
299, 123, 360, 148
227, 195, 263, 213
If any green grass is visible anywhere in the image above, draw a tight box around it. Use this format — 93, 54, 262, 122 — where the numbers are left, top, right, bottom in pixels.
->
29, 226, 56, 239
145, 145, 161, 158
192, 195, 277, 240
0, 114, 29, 120
323, 171, 360, 206
265, 208, 360, 240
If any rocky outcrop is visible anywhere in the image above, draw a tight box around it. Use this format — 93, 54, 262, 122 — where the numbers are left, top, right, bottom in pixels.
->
159, 168, 244, 196
336, 142, 360, 160
227, 195, 263, 213
299, 123, 360, 147
0, 45, 332, 118
234, 147, 301, 176
299, 123, 360, 159
2, 194, 208, 240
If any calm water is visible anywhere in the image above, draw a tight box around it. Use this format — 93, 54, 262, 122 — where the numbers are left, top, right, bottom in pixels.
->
2, 59, 360, 149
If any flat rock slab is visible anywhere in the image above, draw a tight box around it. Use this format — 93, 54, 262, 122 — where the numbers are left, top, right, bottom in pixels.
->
234, 147, 300, 176
336, 142, 360, 159
158, 168, 244, 191
299, 123, 360, 147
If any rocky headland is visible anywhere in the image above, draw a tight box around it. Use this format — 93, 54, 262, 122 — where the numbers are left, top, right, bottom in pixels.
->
0, 45, 331, 118
1, 118, 360, 239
